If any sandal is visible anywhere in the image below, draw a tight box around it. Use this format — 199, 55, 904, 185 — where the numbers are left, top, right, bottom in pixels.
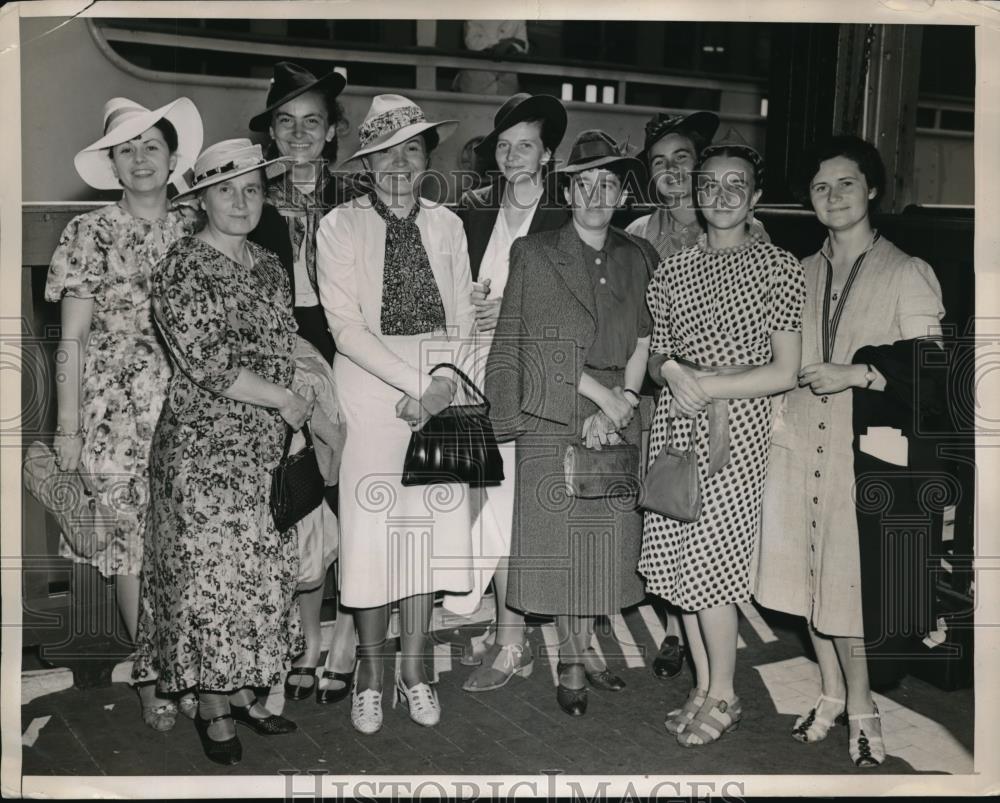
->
284, 666, 317, 702
178, 693, 199, 720
665, 687, 708, 734
462, 640, 533, 692
677, 695, 742, 748
848, 703, 886, 767
460, 623, 497, 667
792, 694, 847, 743
137, 684, 178, 733
317, 669, 354, 705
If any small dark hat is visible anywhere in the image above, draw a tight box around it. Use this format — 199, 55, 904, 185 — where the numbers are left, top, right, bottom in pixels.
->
474, 93, 568, 157
249, 61, 347, 133
640, 111, 720, 162
698, 127, 764, 179
557, 129, 643, 176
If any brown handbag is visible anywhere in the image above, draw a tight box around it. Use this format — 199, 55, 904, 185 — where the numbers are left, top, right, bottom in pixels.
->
640, 415, 701, 522
563, 439, 641, 499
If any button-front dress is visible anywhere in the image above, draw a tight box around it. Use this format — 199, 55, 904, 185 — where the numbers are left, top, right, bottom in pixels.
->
639, 235, 805, 611
754, 234, 944, 637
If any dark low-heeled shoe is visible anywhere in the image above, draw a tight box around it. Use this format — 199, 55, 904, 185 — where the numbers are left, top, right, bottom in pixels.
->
556, 661, 588, 717
194, 714, 242, 765
230, 699, 298, 735
585, 666, 626, 692
653, 636, 686, 679
284, 666, 317, 701
316, 669, 354, 705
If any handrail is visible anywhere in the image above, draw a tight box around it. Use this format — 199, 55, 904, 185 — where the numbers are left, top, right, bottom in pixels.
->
93, 21, 764, 97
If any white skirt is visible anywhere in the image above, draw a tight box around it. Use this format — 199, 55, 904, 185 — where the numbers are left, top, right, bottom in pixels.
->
334, 333, 473, 608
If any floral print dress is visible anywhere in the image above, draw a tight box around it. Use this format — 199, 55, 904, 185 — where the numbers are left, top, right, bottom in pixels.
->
44, 203, 197, 578
131, 237, 303, 693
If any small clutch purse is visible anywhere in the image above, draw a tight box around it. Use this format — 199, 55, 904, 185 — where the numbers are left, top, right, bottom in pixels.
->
270, 423, 326, 533
401, 363, 504, 487
564, 440, 641, 499
640, 416, 701, 522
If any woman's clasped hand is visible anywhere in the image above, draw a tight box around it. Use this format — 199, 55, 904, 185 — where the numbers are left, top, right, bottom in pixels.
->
280, 384, 316, 429
659, 360, 717, 418
394, 374, 457, 431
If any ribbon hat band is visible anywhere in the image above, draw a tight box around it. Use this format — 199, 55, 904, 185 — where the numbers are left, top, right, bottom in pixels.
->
359, 105, 426, 149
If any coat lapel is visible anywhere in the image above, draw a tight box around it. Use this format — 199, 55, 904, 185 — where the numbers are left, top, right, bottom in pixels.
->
548, 222, 597, 322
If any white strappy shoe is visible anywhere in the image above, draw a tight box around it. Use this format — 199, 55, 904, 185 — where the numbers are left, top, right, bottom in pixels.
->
393, 674, 441, 727
350, 675, 384, 735
792, 694, 847, 743
848, 703, 886, 767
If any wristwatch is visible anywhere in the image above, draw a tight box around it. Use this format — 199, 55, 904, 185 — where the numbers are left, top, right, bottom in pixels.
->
863, 364, 877, 389
623, 388, 641, 408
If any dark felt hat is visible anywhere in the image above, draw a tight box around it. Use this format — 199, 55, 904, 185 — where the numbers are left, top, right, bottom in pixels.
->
474, 93, 568, 157
249, 61, 347, 132
640, 111, 720, 162
557, 129, 643, 176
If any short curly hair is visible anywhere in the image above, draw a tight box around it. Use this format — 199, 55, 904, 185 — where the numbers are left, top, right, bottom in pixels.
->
794, 135, 886, 211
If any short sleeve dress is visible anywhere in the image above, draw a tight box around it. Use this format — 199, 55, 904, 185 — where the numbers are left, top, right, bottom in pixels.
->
44, 203, 198, 578
131, 237, 303, 693
639, 235, 806, 611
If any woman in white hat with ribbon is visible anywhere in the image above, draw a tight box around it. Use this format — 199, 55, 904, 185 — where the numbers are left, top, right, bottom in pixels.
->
316, 94, 475, 735
45, 95, 202, 732
131, 139, 311, 766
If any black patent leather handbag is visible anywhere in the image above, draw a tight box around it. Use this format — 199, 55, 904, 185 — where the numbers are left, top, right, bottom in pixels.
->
270, 422, 326, 533
401, 363, 504, 487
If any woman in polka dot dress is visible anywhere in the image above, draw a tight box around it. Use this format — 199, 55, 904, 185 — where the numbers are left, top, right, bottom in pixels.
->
639, 141, 805, 747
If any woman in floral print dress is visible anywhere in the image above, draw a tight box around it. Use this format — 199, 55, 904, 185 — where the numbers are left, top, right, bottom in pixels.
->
131, 139, 310, 766
46, 96, 202, 731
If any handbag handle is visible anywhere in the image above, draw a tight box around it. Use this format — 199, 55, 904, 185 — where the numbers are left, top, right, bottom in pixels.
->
282, 421, 313, 459
429, 363, 490, 411
663, 409, 698, 454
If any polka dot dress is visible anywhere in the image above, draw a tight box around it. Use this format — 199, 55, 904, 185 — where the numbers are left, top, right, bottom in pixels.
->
639, 234, 805, 611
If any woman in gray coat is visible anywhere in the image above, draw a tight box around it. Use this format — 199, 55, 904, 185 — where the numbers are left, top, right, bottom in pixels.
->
484, 131, 659, 716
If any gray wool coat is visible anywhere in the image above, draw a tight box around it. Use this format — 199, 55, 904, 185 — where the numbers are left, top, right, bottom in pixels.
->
483, 221, 658, 616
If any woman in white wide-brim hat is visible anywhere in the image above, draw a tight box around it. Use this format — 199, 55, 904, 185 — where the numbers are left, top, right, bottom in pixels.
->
316, 94, 475, 735
131, 139, 316, 766
45, 95, 202, 733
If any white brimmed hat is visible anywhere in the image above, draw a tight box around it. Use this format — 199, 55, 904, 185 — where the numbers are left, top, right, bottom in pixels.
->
341, 94, 458, 164
173, 139, 293, 201
73, 96, 204, 190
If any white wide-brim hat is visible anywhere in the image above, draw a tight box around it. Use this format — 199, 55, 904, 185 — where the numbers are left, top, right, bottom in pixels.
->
74, 96, 204, 190
341, 94, 458, 164
173, 138, 293, 201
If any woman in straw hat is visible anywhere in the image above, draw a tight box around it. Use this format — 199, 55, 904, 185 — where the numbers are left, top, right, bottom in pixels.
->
484, 130, 660, 717
45, 95, 202, 732
316, 94, 475, 735
443, 92, 569, 693
131, 139, 310, 765
247, 60, 359, 709
640, 137, 804, 747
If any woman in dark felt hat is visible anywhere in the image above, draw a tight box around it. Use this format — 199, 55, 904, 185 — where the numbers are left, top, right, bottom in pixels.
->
247, 61, 360, 709
484, 130, 661, 717
443, 93, 570, 693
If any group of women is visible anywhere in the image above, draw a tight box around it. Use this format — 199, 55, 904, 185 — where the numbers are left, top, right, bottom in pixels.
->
46, 58, 944, 769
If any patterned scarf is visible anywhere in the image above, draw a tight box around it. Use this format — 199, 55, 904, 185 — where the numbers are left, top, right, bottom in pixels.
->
265, 169, 334, 294
371, 195, 446, 336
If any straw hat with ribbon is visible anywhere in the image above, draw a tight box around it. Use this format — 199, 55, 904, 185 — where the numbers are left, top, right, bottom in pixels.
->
341, 94, 458, 164
173, 139, 292, 201
248, 61, 347, 133
74, 97, 204, 191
